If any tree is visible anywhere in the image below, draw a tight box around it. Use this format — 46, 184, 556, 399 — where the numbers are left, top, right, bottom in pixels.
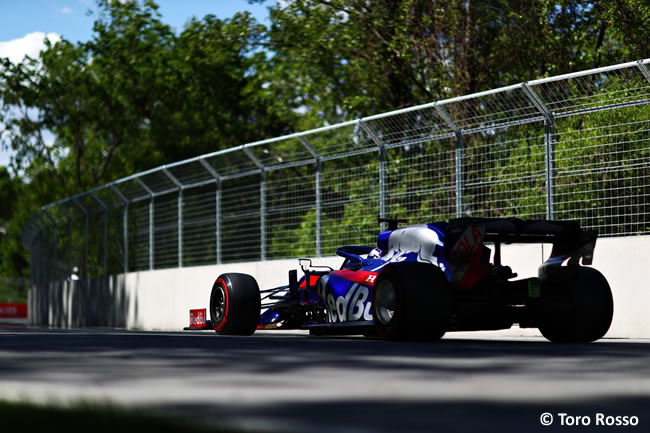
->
261, 0, 640, 123
0, 167, 17, 224
0, 167, 28, 277
0, 0, 296, 276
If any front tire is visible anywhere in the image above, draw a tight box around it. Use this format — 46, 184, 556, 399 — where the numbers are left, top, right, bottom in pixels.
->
210, 273, 261, 336
539, 267, 613, 343
371, 263, 450, 341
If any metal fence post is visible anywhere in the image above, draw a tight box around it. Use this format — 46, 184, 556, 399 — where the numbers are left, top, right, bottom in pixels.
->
521, 83, 556, 220
124, 203, 129, 273
103, 205, 108, 274
33, 213, 48, 284
110, 184, 129, 274
315, 159, 322, 257
379, 145, 387, 220
434, 104, 464, 217
150, 197, 154, 269
53, 222, 59, 279
136, 178, 155, 270
544, 119, 556, 220
42, 209, 58, 280
163, 168, 184, 268
359, 121, 386, 220
91, 193, 108, 275
243, 147, 266, 260
56, 204, 73, 279
72, 199, 89, 278
455, 137, 464, 218
35, 232, 42, 285
216, 180, 222, 264
199, 158, 222, 264
637, 61, 650, 83
298, 136, 322, 257
261, 171, 266, 260
178, 189, 183, 266
37, 216, 46, 282
38, 215, 49, 284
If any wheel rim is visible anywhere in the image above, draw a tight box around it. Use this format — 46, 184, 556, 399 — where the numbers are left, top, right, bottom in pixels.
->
375, 280, 396, 325
212, 285, 226, 323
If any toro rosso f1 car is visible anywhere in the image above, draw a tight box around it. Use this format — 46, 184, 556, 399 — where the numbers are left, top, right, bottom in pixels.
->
208, 218, 613, 342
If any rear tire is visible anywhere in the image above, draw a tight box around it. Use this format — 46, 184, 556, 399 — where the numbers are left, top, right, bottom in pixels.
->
371, 263, 450, 341
539, 267, 613, 343
210, 273, 261, 336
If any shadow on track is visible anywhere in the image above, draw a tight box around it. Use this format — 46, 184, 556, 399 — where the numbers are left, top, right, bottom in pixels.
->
1, 329, 649, 377
1, 329, 648, 433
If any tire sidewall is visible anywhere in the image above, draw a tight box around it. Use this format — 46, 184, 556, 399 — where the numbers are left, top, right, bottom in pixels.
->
210, 277, 230, 334
372, 267, 407, 340
210, 273, 261, 336
372, 263, 450, 341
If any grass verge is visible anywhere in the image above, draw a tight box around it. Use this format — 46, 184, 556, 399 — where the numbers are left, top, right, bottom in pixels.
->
0, 400, 243, 433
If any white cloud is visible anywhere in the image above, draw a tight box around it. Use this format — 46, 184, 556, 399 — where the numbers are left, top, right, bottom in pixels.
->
0, 32, 61, 64
0, 33, 61, 167
0, 150, 11, 167
60, 6, 74, 15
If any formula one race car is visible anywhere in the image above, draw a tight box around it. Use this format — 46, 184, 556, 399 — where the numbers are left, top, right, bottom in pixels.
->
208, 218, 613, 342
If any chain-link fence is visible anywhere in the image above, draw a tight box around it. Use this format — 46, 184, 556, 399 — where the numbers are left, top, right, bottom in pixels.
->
22, 59, 650, 283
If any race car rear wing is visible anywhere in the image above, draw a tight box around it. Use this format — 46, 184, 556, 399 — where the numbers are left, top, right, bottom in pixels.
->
444, 218, 597, 266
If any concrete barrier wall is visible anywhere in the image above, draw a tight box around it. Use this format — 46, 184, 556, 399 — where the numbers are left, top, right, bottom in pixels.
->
29, 236, 650, 338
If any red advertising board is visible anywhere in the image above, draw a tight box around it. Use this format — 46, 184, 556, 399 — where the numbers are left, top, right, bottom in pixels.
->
189, 308, 207, 328
0, 303, 27, 318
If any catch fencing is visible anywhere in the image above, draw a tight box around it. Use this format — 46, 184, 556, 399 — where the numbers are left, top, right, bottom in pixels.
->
22, 59, 650, 282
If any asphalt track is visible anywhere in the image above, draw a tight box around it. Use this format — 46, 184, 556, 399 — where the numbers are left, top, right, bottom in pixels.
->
0, 326, 648, 433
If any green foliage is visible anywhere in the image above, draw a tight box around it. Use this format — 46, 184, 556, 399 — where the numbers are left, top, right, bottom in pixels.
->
0, 167, 17, 223
0, 400, 234, 433
0, 0, 294, 276
553, 104, 650, 235
264, 0, 646, 122
0, 168, 28, 277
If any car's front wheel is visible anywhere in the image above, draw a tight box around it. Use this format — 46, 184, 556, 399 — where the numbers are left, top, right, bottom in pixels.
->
210, 273, 261, 336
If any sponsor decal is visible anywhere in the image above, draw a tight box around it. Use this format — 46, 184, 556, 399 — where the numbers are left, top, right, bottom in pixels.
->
449, 225, 491, 289
299, 275, 321, 289
0, 303, 27, 318
328, 270, 378, 286
450, 225, 484, 263
317, 275, 373, 323
371, 226, 447, 273
189, 308, 207, 328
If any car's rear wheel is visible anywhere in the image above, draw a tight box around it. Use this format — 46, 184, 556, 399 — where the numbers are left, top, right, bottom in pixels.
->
210, 273, 261, 336
372, 263, 450, 341
538, 266, 613, 343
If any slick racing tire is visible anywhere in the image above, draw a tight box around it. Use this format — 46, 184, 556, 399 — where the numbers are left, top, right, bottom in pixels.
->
210, 273, 261, 336
372, 263, 450, 341
538, 266, 613, 343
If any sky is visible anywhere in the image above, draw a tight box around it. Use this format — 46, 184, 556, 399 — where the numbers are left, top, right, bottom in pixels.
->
0, 0, 275, 167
